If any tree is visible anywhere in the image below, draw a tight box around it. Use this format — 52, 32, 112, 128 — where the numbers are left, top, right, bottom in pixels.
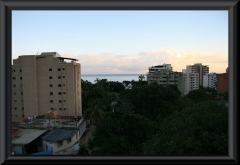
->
126, 83, 180, 120
85, 99, 106, 125
223, 92, 228, 101
143, 100, 228, 155
90, 110, 154, 155
77, 144, 87, 155
187, 89, 213, 103
122, 80, 131, 87
108, 81, 125, 93
138, 75, 145, 81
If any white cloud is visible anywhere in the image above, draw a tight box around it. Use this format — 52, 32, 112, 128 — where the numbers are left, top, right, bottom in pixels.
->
62, 49, 228, 74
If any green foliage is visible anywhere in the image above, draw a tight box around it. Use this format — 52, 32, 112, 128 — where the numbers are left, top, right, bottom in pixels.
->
187, 88, 213, 103
143, 100, 228, 155
108, 81, 125, 93
85, 99, 106, 125
126, 83, 180, 120
91, 110, 154, 155
77, 144, 87, 155
81, 78, 228, 156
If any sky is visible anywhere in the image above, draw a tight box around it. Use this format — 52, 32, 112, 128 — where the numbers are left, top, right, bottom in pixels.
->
12, 10, 228, 74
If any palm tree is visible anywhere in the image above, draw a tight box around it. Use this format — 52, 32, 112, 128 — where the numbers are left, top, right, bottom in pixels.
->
85, 99, 106, 125
94, 78, 100, 88
138, 75, 145, 81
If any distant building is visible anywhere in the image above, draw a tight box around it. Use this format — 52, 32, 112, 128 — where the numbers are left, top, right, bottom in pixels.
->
186, 63, 209, 86
148, 63, 172, 74
41, 129, 80, 155
18, 115, 86, 134
147, 66, 183, 94
203, 73, 217, 90
217, 68, 228, 94
11, 52, 82, 122
182, 69, 199, 95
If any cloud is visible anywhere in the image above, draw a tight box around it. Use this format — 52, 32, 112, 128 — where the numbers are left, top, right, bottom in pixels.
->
62, 49, 228, 74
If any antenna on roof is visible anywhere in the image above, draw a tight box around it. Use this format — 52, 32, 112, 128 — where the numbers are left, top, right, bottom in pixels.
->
36, 50, 39, 55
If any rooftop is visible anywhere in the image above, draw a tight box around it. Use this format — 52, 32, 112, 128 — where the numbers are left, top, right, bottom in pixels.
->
12, 129, 47, 145
42, 129, 79, 143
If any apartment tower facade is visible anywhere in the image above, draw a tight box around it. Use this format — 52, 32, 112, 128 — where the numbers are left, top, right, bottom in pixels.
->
182, 69, 199, 95
186, 63, 209, 86
203, 73, 217, 90
12, 52, 82, 122
147, 64, 183, 94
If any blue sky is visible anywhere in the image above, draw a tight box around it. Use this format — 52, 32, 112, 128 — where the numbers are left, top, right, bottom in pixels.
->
12, 10, 228, 74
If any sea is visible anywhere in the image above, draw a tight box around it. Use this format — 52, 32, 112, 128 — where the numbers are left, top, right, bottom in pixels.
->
81, 74, 146, 84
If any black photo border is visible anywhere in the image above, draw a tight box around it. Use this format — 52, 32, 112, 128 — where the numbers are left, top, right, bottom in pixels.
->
0, 0, 239, 164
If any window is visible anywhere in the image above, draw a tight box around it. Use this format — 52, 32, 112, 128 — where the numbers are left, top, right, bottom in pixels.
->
49, 68, 52, 71
22, 100, 23, 102
62, 76, 65, 78
64, 108, 66, 110
58, 68, 61, 71
57, 141, 63, 147
63, 92, 66, 94
58, 84, 61, 87
15, 115, 18, 117
49, 76, 52, 79
63, 100, 66, 102
58, 92, 62, 95
46, 145, 48, 149
20, 69, 22, 72
50, 108, 54, 110
14, 107, 17, 110
14, 100, 17, 103
67, 138, 71, 143
62, 68, 65, 70
22, 107, 24, 110
21, 92, 23, 95
13, 92, 16, 95
59, 100, 62, 103
76, 133, 78, 139
12, 69, 15, 72
58, 76, 61, 79
13, 77, 16, 80
50, 100, 53, 103
13, 85, 16, 87
22, 115, 24, 117
50, 92, 53, 95
59, 108, 62, 110
63, 84, 65, 87
49, 84, 53, 87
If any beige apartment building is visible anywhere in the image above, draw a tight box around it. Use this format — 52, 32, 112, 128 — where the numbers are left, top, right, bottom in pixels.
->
186, 63, 209, 86
12, 52, 82, 122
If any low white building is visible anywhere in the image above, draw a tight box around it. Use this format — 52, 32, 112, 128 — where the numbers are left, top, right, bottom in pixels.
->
203, 73, 217, 90
41, 129, 80, 155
